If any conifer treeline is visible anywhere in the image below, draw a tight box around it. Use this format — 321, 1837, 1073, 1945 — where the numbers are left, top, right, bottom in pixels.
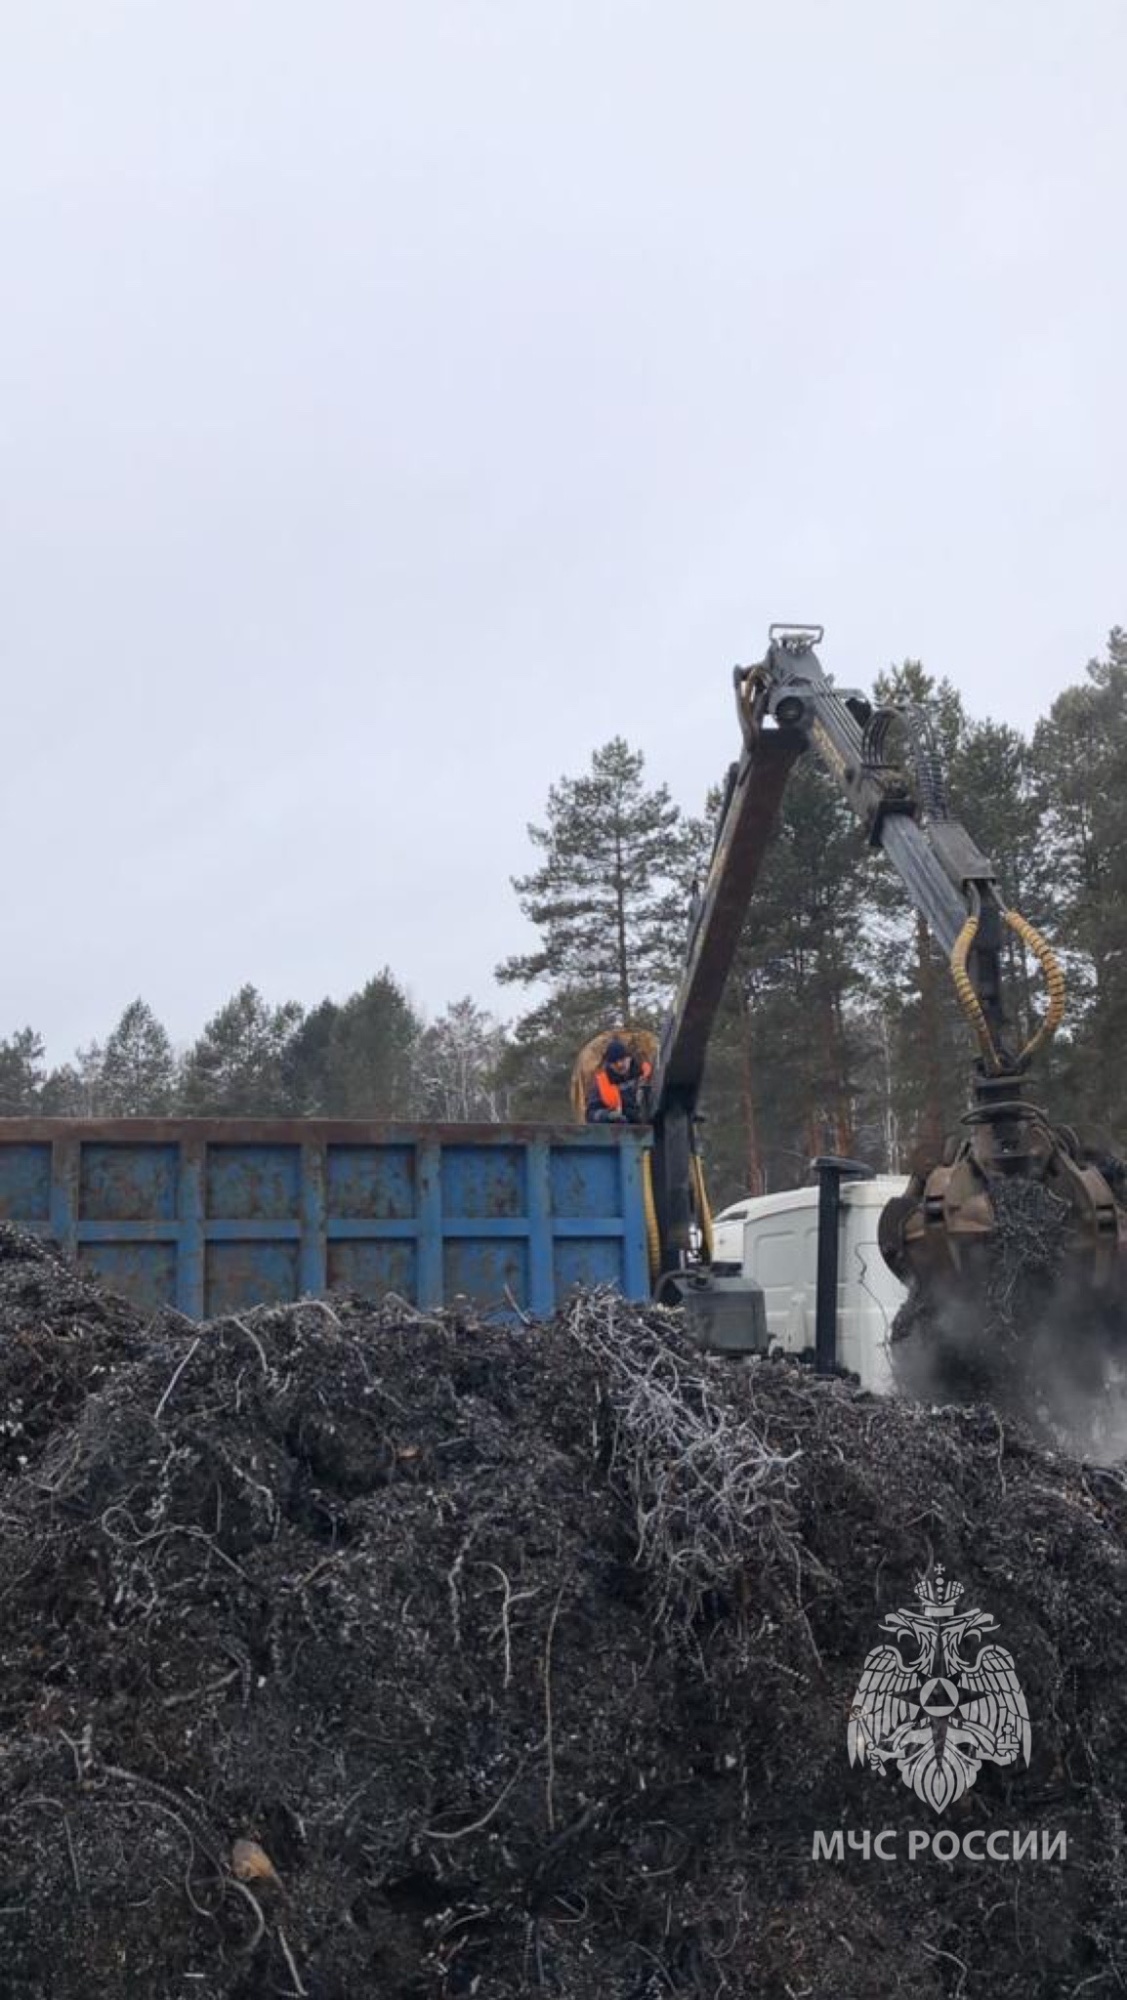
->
0, 986, 510, 1124
3, 630, 1123, 1207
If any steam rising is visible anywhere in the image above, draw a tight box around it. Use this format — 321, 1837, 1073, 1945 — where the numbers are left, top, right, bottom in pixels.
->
890, 1175, 1127, 1459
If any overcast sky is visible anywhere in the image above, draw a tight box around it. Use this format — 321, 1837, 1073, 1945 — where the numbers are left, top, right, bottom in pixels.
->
2, 1, 1123, 1062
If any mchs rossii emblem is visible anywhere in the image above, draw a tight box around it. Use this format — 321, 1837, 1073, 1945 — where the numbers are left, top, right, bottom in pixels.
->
848, 1569, 1031, 1814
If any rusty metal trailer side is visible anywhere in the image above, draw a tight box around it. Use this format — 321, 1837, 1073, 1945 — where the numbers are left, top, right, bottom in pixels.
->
0, 1120, 651, 1321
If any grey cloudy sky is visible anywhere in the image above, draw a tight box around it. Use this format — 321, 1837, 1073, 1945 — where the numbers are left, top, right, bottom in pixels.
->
2, 0, 1124, 1062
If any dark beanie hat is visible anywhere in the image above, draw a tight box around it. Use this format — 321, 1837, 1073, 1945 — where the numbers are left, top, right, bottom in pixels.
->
603, 1037, 629, 1065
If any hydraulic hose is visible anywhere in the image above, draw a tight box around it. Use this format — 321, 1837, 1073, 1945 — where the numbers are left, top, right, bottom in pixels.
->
948, 898, 1067, 1075
641, 1149, 662, 1289
1004, 909, 1066, 1064
949, 903, 1004, 1073
691, 1151, 715, 1264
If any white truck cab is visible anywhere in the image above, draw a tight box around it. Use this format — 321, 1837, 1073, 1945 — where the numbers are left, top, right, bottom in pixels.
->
711, 1175, 910, 1393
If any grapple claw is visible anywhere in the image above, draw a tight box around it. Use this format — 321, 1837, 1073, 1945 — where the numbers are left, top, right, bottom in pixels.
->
879, 1090, 1127, 1424
881, 1100, 1127, 1295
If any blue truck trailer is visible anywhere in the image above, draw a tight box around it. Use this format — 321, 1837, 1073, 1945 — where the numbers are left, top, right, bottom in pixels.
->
0, 1119, 652, 1320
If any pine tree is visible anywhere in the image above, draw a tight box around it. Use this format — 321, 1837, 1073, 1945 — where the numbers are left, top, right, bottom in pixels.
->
697, 757, 873, 1198
99, 1000, 178, 1114
1028, 627, 1127, 1135
0, 1029, 47, 1113
492, 988, 605, 1123
41, 1043, 107, 1116
321, 971, 421, 1117
282, 999, 341, 1114
179, 986, 304, 1115
497, 739, 689, 1030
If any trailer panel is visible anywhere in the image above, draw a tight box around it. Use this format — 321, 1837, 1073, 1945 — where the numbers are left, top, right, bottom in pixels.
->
0, 1121, 651, 1320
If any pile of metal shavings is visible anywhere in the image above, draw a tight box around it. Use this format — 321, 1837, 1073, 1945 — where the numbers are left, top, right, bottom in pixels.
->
889, 1173, 1091, 1425
2, 1234, 1127, 1996
983, 1174, 1071, 1336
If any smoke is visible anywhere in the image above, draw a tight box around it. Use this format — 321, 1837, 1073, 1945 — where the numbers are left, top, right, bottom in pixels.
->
890, 1176, 1127, 1461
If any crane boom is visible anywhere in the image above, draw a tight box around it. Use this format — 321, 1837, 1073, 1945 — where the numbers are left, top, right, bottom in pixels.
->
647, 627, 1090, 1292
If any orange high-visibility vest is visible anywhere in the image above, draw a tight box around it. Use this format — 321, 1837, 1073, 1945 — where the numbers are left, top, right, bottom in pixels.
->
594, 1059, 652, 1115
594, 1069, 623, 1114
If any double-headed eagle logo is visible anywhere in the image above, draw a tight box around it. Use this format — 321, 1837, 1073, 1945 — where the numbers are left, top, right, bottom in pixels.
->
848, 1569, 1031, 1814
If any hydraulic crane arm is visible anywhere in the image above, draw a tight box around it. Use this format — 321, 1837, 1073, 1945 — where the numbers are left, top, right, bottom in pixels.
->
648, 626, 1070, 1278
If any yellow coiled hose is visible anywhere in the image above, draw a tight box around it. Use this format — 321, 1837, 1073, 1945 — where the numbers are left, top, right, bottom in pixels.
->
948, 899, 1067, 1071
1004, 908, 1067, 1062
950, 911, 1001, 1069
641, 1149, 662, 1288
